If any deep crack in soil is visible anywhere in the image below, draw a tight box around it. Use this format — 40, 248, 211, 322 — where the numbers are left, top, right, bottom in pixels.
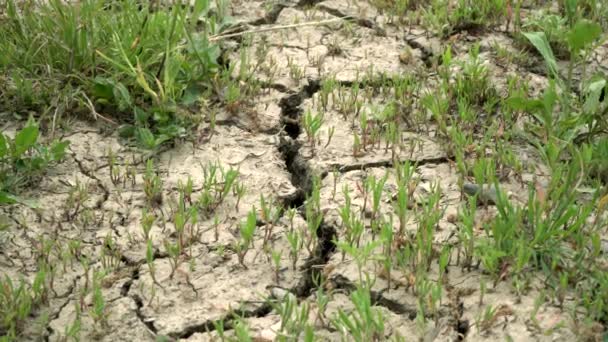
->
162, 77, 338, 339
328, 274, 419, 319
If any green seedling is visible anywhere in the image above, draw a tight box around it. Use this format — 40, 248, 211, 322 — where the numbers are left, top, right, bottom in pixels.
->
415, 182, 443, 272
336, 239, 381, 284
331, 168, 340, 201
146, 239, 159, 286
457, 196, 477, 271
394, 161, 416, 236
315, 285, 330, 327
302, 110, 324, 154
271, 250, 282, 284
67, 240, 82, 268
272, 293, 310, 341
212, 319, 226, 340
194, 163, 240, 218
63, 304, 82, 341
220, 167, 239, 202
31, 264, 49, 305
233, 182, 246, 212
339, 184, 363, 256
367, 173, 388, 236
324, 126, 335, 149
163, 239, 182, 279
143, 160, 163, 207
213, 214, 221, 242
173, 195, 198, 254
0, 276, 35, 339
100, 234, 121, 271
319, 77, 337, 112
455, 44, 497, 108
178, 177, 194, 205
286, 230, 303, 271
235, 208, 257, 267
353, 132, 363, 158
286, 208, 297, 233
380, 216, 394, 291
331, 282, 385, 341
233, 318, 252, 342
65, 181, 89, 222
140, 209, 156, 242
259, 194, 283, 248
475, 304, 499, 333
304, 176, 323, 254
107, 148, 121, 186
287, 56, 304, 85
90, 271, 108, 329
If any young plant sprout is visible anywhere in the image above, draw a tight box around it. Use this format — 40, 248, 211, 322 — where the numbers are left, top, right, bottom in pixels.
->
235, 208, 257, 268
302, 109, 324, 154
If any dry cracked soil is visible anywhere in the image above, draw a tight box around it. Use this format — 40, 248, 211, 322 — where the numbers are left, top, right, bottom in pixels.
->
2, 0, 608, 341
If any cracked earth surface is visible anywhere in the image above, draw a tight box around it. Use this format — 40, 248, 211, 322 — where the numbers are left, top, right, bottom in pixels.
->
2, 0, 608, 341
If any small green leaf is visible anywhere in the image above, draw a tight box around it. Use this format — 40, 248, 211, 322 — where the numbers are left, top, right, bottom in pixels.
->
505, 96, 544, 113
583, 79, 606, 114
118, 125, 136, 138
567, 20, 602, 55
50, 140, 70, 161
13, 124, 39, 158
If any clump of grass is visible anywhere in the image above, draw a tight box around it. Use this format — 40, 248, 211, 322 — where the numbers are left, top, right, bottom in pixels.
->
419, 0, 507, 37
0, 276, 36, 339
235, 207, 257, 268
0, 0, 230, 149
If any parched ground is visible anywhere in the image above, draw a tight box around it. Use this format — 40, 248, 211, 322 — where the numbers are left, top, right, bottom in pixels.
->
1, 0, 608, 341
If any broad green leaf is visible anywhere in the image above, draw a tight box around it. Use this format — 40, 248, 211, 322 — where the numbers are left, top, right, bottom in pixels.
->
113, 82, 132, 111
181, 84, 205, 106
564, 0, 577, 24
0, 191, 39, 208
134, 107, 150, 125
29, 155, 46, 170
135, 127, 157, 149
541, 83, 558, 115
523, 32, 558, 78
192, 0, 210, 22
92, 77, 115, 100
567, 20, 602, 54
13, 124, 39, 158
118, 124, 136, 138
0, 192, 17, 205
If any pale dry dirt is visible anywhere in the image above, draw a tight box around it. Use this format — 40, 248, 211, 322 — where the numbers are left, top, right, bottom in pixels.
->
1, 0, 608, 341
